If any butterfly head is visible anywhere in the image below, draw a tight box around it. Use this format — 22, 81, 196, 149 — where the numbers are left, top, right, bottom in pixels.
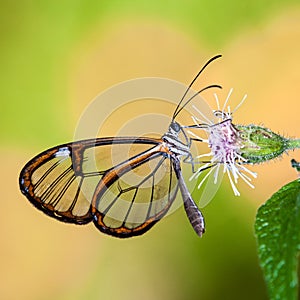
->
162, 121, 190, 156
169, 121, 181, 134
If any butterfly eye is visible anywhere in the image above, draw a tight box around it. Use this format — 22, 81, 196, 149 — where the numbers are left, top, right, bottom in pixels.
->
170, 122, 181, 133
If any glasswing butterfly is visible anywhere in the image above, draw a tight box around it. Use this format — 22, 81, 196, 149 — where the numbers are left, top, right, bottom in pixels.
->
19, 55, 222, 238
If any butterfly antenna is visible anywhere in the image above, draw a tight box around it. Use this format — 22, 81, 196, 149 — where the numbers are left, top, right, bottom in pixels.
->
174, 84, 222, 120
172, 54, 222, 121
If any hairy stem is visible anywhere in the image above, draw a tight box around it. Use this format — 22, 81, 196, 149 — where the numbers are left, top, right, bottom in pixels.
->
286, 139, 300, 151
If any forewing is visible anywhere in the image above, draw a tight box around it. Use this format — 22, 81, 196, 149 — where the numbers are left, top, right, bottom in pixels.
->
19, 137, 161, 225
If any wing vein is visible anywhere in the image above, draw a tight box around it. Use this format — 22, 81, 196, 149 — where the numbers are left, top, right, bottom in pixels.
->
49, 174, 76, 207
40, 166, 73, 202
122, 188, 138, 226
68, 176, 84, 211
34, 160, 60, 189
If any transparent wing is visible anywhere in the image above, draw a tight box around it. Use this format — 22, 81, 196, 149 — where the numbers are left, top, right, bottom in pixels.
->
92, 151, 179, 237
19, 137, 179, 237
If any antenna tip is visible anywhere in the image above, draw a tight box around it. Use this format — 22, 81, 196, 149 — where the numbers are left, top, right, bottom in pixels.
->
214, 54, 222, 59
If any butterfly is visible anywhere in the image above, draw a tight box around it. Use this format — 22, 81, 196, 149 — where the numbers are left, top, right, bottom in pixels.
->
19, 55, 222, 238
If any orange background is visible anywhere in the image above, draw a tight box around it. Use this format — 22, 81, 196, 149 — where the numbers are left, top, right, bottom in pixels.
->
1, 2, 300, 299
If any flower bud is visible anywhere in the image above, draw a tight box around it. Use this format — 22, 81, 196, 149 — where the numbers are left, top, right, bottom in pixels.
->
235, 125, 290, 164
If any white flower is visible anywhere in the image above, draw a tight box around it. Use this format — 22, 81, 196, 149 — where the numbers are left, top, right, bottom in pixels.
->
188, 89, 257, 196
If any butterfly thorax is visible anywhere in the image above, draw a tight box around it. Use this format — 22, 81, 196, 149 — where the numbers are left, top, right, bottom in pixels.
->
162, 121, 190, 158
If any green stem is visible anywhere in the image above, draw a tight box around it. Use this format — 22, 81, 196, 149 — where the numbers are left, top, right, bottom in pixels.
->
286, 139, 300, 150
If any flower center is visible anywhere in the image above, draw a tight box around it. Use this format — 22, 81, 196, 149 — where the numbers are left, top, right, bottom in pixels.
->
208, 119, 240, 163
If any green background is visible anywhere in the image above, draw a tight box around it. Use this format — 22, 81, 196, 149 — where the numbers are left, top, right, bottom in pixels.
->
2, 1, 300, 299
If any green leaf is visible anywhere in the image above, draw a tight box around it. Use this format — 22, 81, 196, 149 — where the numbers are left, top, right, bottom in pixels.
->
255, 179, 300, 300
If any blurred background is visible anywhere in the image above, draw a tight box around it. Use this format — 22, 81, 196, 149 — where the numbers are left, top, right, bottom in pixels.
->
2, 1, 300, 299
